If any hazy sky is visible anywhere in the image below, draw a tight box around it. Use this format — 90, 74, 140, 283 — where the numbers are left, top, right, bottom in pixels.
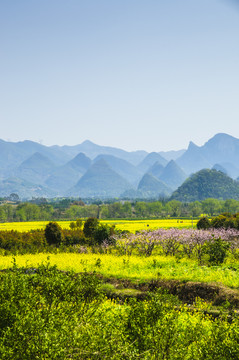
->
0, 0, 239, 152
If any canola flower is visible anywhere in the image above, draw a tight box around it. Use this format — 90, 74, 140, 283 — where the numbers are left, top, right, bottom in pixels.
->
0, 218, 195, 233
0, 251, 239, 288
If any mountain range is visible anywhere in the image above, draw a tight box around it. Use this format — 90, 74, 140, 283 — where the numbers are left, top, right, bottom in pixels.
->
0, 133, 239, 200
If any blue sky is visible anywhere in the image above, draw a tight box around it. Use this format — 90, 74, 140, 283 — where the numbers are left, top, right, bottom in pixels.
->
0, 0, 239, 151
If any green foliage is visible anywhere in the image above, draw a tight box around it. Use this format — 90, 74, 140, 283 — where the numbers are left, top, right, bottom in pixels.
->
2, 197, 239, 221
203, 237, 230, 265
93, 224, 111, 245
0, 229, 45, 254
211, 212, 239, 230
0, 263, 104, 359
45, 222, 63, 246
83, 217, 115, 245
75, 218, 83, 229
171, 169, 239, 202
83, 217, 100, 238
1, 264, 239, 359
197, 217, 211, 230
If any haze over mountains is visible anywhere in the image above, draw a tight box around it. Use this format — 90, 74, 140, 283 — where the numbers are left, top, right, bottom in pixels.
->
0, 133, 239, 200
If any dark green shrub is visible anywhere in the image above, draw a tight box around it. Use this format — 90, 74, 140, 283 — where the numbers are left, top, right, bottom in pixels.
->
197, 217, 211, 230
75, 218, 83, 229
224, 218, 236, 229
44, 222, 63, 246
211, 215, 227, 228
211, 214, 236, 229
93, 224, 115, 246
83, 217, 115, 246
203, 237, 230, 265
83, 217, 99, 238
233, 213, 239, 230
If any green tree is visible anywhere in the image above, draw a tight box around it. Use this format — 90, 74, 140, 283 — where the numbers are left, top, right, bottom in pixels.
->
83, 217, 99, 238
197, 217, 211, 230
201, 198, 222, 216
100, 205, 109, 218
223, 199, 239, 214
203, 237, 230, 265
2, 204, 14, 221
188, 201, 202, 217
166, 200, 182, 217
0, 207, 7, 222
135, 202, 148, 217
122, 202, 132, 218
148, 201, 163, 217
44, 222, 63, 246
16, 203, 40, 221
93, 223, 114, 245
108, 203, 124, 218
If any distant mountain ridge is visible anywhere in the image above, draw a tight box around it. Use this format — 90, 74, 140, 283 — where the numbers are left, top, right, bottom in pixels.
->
0, 133, 239, 200
67, 159, 132, 198
176, 133, 239, 177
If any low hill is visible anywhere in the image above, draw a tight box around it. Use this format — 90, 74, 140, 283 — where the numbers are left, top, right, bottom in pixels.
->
217, 162, 239, 179
171, 169, 239, 201
159, 149, 186, 161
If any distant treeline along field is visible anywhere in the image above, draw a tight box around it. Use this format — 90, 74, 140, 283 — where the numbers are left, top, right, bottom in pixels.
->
1, 198, 239, 222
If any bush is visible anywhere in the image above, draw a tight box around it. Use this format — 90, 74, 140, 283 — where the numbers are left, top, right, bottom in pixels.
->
203, 237, 230, 265
197, 217, 211, 230
83, 217, 115, 246
94, 224, 115, 246
83, 217, 99, 238
210, 212, 239, 230
44, 222, 63, 247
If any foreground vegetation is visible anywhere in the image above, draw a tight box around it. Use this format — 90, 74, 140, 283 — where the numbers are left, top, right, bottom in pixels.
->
0, 262, 239, 360
1, 216, 239, 359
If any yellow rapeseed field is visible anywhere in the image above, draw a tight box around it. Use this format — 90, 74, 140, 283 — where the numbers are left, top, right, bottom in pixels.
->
0, 218, 195, 233
0, 253, 238, 288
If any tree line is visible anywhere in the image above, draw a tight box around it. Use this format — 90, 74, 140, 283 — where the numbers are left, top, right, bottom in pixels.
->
1, 198, 239, 222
